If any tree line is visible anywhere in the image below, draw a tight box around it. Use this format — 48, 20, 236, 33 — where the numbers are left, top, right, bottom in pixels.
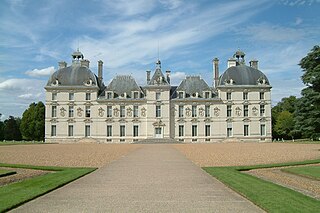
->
0, 102, 45, 141
272, 45, 320, 140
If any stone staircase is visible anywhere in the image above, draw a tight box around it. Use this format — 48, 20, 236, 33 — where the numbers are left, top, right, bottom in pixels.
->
133, 138, 180, 144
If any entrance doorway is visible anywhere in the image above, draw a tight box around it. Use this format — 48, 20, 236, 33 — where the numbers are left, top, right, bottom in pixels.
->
155, 127, 163, 138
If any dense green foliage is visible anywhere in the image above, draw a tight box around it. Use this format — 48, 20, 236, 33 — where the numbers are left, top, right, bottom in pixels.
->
0, 116, 22, 141
0, 163, 96, 212
20, 101, 45, 141
282, 166, 320, 180
203, 159, 320, 212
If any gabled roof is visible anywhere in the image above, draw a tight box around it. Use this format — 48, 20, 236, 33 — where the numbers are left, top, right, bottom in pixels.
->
106, 75, 143, 98
148, 68, 169, 86
176, 76, 211, 98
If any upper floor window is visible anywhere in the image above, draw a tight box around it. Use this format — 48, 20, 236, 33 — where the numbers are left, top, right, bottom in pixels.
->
52, 106, 57, 117
69, 93, 74, 101
52, 93, 57, 101
120, 106, 125, 117
204, 92, 210, 99
226, 92, 231, 100
86, 93, 91, 100
243, 92, 248, 100
260, 105, 265, 116
133, 92, 139, 99
156, 105, 161, 117
107, 92, 112, 99
260, 92, 265, 100
178, 92, 184, 99
85, 106, 90, 117
205, 105, 210, 117
244, 105, 248, 117
192, 105, 197, 117
69, 106, 74, 117
133, 105, 139, 117
107, 106, 112, 117
156, 92, 161, 100
227, 105, 232, 117
178, 105, 184, 117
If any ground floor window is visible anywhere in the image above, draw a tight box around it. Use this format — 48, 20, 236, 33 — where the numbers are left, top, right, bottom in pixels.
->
51, 125, 56, 136
85, 125, 90, 137
68, 125, 73, 136
260, 124, 266, 136
205, 125, 210, 136
133, 125, 139, 137
179, 125, 184, 137
107, 125, 112, 137
227, 127, 232, 137
192, 125, 197, 137
120, 125, 125, 137
244, 125, 249, 136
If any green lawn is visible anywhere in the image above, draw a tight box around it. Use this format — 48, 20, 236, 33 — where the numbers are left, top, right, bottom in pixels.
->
0, 169, 16, 177
0, 163, 96, 212
282, 165, 320, 180
0, 141, 45, 146
203, 159, 320, 213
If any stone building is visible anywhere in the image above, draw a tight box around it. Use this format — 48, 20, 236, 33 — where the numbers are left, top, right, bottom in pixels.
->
45, 49, 272, 143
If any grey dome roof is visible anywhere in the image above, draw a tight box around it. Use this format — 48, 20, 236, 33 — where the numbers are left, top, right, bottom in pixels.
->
219, 65, 270, 86
47, 65, 99, 87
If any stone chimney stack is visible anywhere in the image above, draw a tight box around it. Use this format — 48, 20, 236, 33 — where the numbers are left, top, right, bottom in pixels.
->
80, 59, 90, 68
58, 61, 67, 69
166, 70, 171, 84
249, 59, 258, 69
213, 58, 219, 88
98, 60, 103, 82
146, 70, 151, 84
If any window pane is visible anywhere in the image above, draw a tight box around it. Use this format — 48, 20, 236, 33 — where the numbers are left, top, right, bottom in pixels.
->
244, 105, 248, 117
179, 125, 184, 137
69, 106, 74, 117
260, 92, 264, 100
107, 106, 112, 117
52, 106, 57, 117
205, 105, 210, 117
260, 124, 266, 136
120, 125, 125, 137
205, 125, 210, 136
192, 125, 197, 136
227, 128, 232, 137
68, 125, 73, 136
51, 125, 56, 136
227, 92, 231, 100
69, 93, 74, 100
85, 125, 90, 137
156, 105, 161, 117
107, 125, 112, 137
133, 125, 139, 137
179, 106, 184, 117
243, 92, 248, 100
120, 106, 125, 117
227, 105, 232, 117
260, 105, 265, 116
192, 106, 197, 117
133, 106, 138, 117
85, 106, 90, 117
86, 93, 91, 100
244, 125, 249, 136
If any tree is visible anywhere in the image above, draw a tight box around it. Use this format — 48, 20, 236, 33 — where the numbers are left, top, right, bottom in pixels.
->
20, 102, 45, 141
3, 116, 22, 140
0, 120, 4, 141
274, 111, 295, 139
295, 45, 320, 139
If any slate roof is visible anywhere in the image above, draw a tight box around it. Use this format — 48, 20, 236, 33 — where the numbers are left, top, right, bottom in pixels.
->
219, 65, 270, 86
176, 76, 211, 98
106, 75, 143, 98
148, 68, 169, 86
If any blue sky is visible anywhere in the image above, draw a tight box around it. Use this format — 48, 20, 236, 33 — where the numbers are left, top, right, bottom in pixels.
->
0, 0, 319, 118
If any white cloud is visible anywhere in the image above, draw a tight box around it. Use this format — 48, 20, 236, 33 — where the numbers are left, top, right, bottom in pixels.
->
170, 71, 186, 85
159, 0, 183, 9
295, 17, 303, 25
18, 93, 42, 100
280, 0, 320, 6
25, 66, 55, 77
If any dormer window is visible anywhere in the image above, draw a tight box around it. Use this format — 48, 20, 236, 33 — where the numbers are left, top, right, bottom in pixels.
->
133, 91, 139, 99
204, 92, 210, 99
69, 93, 74, 101
107, 92, 113, 99
52, 93, 57, 101
226, 92, 231, 100
178, 92, 184, 99
156, 92, 161, 100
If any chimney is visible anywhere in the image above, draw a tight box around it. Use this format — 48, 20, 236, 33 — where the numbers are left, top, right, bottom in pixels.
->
80, 59, 90, 68
98, 60, 103, 82
58, 61, 67, 69
249, 59, 258, 69
146, 70, 151, 84
166, 70, 171, 84
213, 58, 219, 88
227, 58, 237, 68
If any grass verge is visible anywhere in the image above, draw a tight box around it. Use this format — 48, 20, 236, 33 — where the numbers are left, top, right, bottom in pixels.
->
0, 163, 96, 212
0, 169, 16, 178
203, 159, 320, 213
282, 165, 320, 180
0, 141, 45, 146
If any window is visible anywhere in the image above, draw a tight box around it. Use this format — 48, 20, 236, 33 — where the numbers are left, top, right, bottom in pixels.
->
120, 125, 125, 137
51, 125, 56, 136
192, 105, 197, 117
120, 106, 125, 117
107, 125, 112, 137
178, 92, 184, 99
227, 127, 232, 137
156, 105, 161, 117
260, 124, 266, 136
68, 125, 73, 136
133, 92, 139, 99
260, 105, 265, 116
107, 92, 112, 99
85, 125, 90, 137
205, 92, 210, 99
260, 92, 264, 100
86, 93, 91, 100
244, 105, 248, 117
227, 105, 232, 117
192, 125, 197, 136
205, 105, 210, 117
107, 106, 112, 117
52, 93, 57, 100
244, 125, 249, 136
243, 92, 248, 100
156, 92, 161, 100
52, 106, 57, 117
133, 106, 138, 117
227, 92, 231, 100
85, 106, 90, 117
133, 125, 139, 137
205, 125, 210, 137
69, 93, 74, 100
69, 106, 74, 117
179, 125, 184, 137
179, 106, 184, 117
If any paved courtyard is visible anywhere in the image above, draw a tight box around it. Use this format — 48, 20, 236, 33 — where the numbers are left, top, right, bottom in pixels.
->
12, 144, 263, 212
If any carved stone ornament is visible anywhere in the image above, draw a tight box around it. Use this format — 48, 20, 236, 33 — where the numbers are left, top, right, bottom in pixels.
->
113, 108, 119, 117
77, 107, 83, 117
214, 107, 220, 116
141, 107, 146, 117
60, 107, 66, 117
185, 107, 191, 117
98, 107, 105, 117
235, 107, 241, 116
199, 107, 204, 117
127, 107, 132, 117
252, 106, 258, 116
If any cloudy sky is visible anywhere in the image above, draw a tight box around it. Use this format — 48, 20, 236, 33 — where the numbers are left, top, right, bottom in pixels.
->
0, 0, 319, 118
